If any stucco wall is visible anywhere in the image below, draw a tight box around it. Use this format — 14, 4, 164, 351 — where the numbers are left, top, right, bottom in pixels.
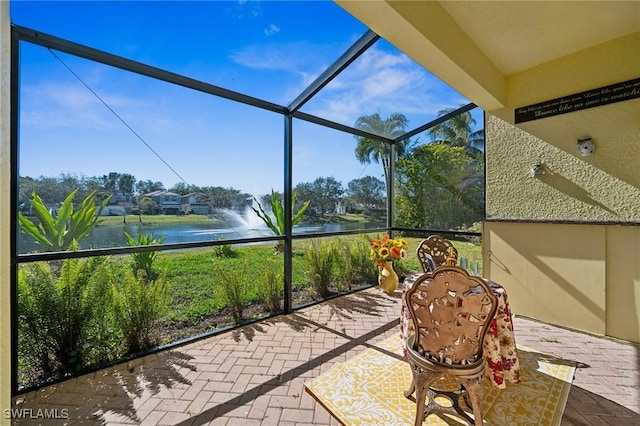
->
486, 110, 640, 222
484, 221, 606, 334
484, 33, 640, 342
486, 33, 640, 223
484, 102, 640, 342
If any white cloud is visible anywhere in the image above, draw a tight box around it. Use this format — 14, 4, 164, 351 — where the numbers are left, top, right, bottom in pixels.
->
21, 82, 114, 129
231, 41, 327, 72
264, 23, 280, 36
292, 143, 316, 166
228, 36, 464, 121
356, 47, 412, 71
302, 45, 468, 127
231, 0, 261, 19
229, 40, 335, 103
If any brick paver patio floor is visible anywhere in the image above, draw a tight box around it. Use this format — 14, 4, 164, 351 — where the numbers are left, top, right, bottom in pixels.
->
11, 287, 640, 425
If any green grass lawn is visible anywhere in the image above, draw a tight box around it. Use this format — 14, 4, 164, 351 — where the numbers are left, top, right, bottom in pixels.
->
156, 234, 482, 325
97, 213, 221, 227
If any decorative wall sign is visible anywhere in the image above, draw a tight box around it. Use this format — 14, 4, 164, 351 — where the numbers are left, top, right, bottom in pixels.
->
515, 77, 640, 123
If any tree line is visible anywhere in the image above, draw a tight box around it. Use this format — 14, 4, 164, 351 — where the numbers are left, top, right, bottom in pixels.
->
18, 172, 387, 217
19, 108, 483, 230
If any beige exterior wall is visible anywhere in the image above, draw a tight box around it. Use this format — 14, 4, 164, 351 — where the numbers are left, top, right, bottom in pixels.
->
484, 33, 640, 342
606, 226, 640, 342
486, 110, 640, 222
484, 221, 640, 342
487, 33, 640, 222
1, 1, 11, 423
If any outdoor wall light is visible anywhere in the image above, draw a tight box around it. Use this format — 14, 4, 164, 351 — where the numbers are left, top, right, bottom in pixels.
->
530, 163, 544, 177
577, 137, 596, 156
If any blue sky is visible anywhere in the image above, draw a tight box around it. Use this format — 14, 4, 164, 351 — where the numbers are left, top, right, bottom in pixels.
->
10, 0, 476, 197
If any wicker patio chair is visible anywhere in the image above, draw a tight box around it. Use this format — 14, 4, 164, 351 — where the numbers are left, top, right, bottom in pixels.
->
403, 266, 498, 426
416, 235, 458, 272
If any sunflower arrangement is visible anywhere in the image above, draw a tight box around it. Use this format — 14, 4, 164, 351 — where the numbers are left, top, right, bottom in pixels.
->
370, 235, 409, 267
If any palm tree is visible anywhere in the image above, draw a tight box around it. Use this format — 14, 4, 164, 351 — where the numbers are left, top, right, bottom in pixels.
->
427, 107, 485, 196
354, 112, 409, 189
427, 108, 484, 155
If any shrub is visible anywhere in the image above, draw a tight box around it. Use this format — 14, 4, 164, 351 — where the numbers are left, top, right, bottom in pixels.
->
17, 188, 119, 388
212, 244, 238, 258
119, 230, 168, 353
304, 239, 336, 298
325, 237, 354, 292
17, 254, 117, 385
124, 230, 164, 279
113, 268, 169, 354
251, 189, 310, 253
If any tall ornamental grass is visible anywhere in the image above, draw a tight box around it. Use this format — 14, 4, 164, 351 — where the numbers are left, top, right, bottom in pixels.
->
258, 261, 284, 313
213, 261, 250, 324
338, 236, 378, 289
304, 239, 336, 297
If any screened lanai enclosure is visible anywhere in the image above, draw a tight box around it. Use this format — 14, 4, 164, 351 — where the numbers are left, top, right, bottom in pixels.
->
10, 2, 484, 393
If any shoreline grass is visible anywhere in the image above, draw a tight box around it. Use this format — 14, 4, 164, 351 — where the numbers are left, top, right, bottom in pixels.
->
95, 212, 380, 228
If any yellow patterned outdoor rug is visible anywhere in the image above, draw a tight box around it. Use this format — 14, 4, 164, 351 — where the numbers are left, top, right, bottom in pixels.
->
304, 334, 575, 425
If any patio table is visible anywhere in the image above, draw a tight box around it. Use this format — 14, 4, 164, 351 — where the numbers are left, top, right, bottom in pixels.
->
400, 272, 521, 389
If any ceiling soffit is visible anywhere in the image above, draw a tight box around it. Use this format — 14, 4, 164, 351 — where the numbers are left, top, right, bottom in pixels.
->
439, 1, 640, 76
